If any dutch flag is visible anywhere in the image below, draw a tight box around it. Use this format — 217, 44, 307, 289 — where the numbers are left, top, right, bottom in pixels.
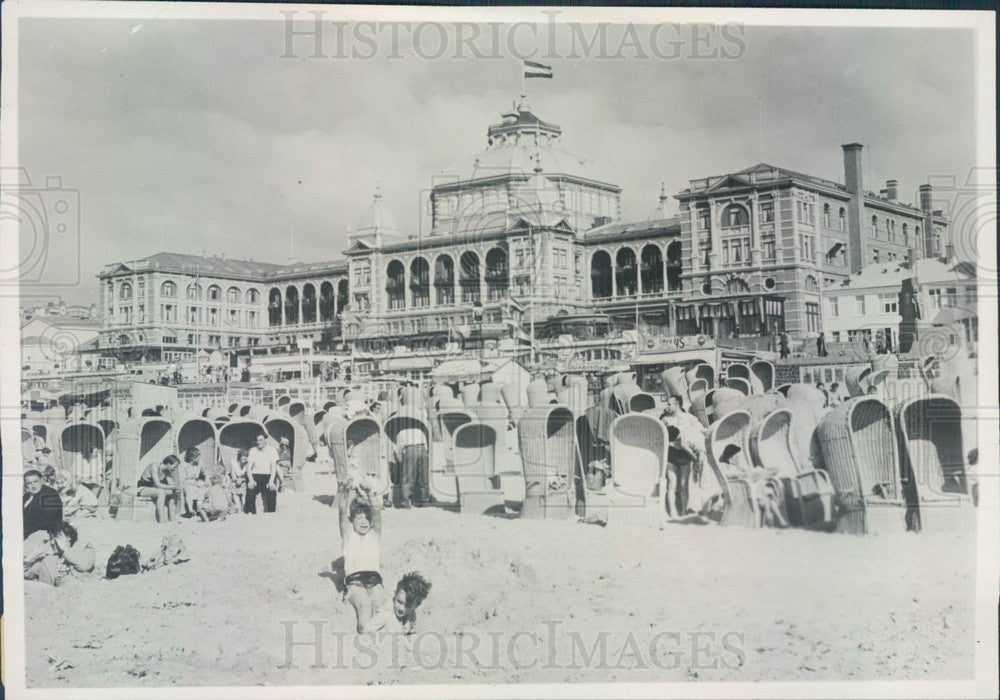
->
523, 59, 553, 79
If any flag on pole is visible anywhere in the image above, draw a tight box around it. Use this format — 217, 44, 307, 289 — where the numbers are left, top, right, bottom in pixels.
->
523, 59, 553, 79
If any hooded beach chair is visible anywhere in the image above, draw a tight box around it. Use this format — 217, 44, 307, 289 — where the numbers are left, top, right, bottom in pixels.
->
266, 414, 315, 490
628, 392, 657, 414
326, 416, 384, 489
517, 406, 576, 520
817, 397, 909, 534
844, 366, 873, 398
113, 417, 174, 521
686, 363, 715, 391
660, 366, 690, 406
606, 413, 668, 529
439, 406, 475, 474
725, 377, 751, 396
704, 409, 763, 528
576, 410, 611, 521
750, 360, 775, 393
176, 414, 221, 476
895, 395, 975, 533
709, 388, 745, 425
452, 422, 504, 515
60, 421, 106, 486
726, 363, 751, 388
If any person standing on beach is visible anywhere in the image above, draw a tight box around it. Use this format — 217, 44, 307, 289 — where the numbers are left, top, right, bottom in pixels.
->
660, 395, 706, 517
393, 424, 431, 508
245, 433, 278, 514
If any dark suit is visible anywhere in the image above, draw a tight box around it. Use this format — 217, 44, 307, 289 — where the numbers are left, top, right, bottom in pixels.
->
23, 485, 63, 539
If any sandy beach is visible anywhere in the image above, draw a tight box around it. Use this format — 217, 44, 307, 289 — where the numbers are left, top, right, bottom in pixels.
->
24, 464, 977, 688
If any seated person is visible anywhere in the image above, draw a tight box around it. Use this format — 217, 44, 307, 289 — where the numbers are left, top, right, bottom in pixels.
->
276, 437, 292, 491
196, 474, 231, 522
24, 521, 95, 586
181, 447, 207, 516
23, 470, 63, 539
718, 444, 788, 528
229, 448, 250, 509
136, 456, 182, 523
63, 481, 99, 518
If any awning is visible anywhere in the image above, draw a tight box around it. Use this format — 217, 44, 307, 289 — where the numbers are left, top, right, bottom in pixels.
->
431, 358, 487, 382
699, 302, 734, 319
382, 357, 435, 371
675, 305, 697, 321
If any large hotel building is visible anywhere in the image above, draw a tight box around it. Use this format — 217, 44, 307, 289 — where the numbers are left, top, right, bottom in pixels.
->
95, 98, 950, 374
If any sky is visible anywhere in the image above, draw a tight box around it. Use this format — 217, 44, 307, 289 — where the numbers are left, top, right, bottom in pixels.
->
15, 15, 979, 306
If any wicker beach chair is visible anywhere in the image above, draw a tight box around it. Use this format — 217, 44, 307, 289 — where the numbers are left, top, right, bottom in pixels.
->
786, 384, 828, 413
773, 384, 792, 398
480, 382, 502, 406
265, 415, 314, 490
440, 407, 475, 473
751, 407, 833, 529
844, 366, 873, 398
710, 388, 745, 425
895, 395, 975, 533
460, 383, 480, 407
725, 377, 751, 396
247, 403, 271, 424
606, 413, 668, 529
517, 406, 576, 520
687, 363, 715, 390
113, 417, 174, 521
751, 360, 775, 393
176, 414, 221, 476
218, 420, 267, 468
817, 397, 909, 535
661, 366, 690, 406
326, 416, 384, 488
452, 422, 505, 515
688, 391, 710, 428
277, 395, 292, 410
526, 378, 551, 408
704, 409, 759, 528
741, 393, 782, 422
472, 403, 511, 462
628, 392, 658, 414
60, 421, 106, 486
727, 363, 751, 386
576, 411, 611, 521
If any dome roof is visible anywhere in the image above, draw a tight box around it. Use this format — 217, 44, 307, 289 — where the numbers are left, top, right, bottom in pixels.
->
354, 185, 399, 238
439, 103, 618, 189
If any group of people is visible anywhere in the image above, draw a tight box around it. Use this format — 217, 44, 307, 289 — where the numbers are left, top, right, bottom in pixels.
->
135, 433, 294, 523
22, 471, 96, 586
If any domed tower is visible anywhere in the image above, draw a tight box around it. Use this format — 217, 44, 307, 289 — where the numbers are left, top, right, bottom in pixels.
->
349, 183, 406, 248
430, 98, 622, 237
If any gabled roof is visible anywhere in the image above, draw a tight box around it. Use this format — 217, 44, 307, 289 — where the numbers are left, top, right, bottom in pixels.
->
99, 252, 348, 281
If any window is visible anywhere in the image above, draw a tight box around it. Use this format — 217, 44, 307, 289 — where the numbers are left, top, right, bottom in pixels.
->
761, 235, 776, 262
839, 208, 846, 232
187, 333, 198, 345
888, 219, 895, 242
759, 199, 774, 224
353, 263, 371, 286
137, 304, 145, 322
187, 284, 202, 300
966, 286, 977, 305
871, 215, 878, 237
723, 204, 749, 227
823, 203, 830, 228
797, 201, 815, 224
207, 285, 221, 301
226, 287, 241, 303
799, 235, 814, 262
697, 208, 710, 231
805, 303, 820, 332
161, 304, 176, 322
928, 288, 941, 309
228, 309, 238, 325
121, 306, 132, 322
209, 308, 219, 325
827, 297, 839, 318
855, 295, 866, 315
208, 334, 220, 346
902, 224, 909, 244
247, 310, 258, 327
120, 283, 133, 300
944, 287, 957, 307
161, 281, 177, 297
187, 307, 199, 323
831, 331, 841, 343
880, 293, 898, 313
247, 288, 260, 303
872, 249, 880, 264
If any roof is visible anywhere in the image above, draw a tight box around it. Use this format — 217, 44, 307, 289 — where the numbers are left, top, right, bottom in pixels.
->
584, 216, 681, 243
833, 261, 911, 291
912, 256, 975, 286
99, 252, 348, 282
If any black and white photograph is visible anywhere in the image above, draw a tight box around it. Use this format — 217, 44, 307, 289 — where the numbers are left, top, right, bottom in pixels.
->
1, 3, 997, 698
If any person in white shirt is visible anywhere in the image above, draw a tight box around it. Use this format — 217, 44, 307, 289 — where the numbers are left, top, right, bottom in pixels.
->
245, 433, 278, 514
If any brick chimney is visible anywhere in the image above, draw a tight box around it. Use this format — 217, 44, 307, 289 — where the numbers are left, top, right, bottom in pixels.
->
842, 143, 865, 272
885, 179, 898, 200
919, 184, 933, 258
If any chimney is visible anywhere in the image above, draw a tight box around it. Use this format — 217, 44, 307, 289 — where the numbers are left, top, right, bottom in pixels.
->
919, 184, 933, 258
885, 179, 898, 200
841, 143, 865, 272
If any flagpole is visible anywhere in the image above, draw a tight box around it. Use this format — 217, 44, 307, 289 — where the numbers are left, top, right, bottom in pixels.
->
520, 60, 525, 104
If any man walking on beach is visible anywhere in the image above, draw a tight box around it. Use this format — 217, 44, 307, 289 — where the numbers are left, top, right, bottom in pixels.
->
245, 433, 278, 514
393, 424, 431, 508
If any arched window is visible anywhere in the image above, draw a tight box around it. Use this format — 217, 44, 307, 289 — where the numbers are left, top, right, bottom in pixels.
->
459, 252, 480, 303
207, 285, 221, 301
268, 288, 282, 326
665, 241, 682, 292
590, 251, 612, 299
640, 244, 664, 294
485, 248, 508, 301
725, 277, 750, 294
319, 281, 335, 322
161, 281, 177, 297
119, 283, 133, 300
722, 204, 750, 228
410, 257, 430, 308
805, 275, 819, 293
284, 286, 299, 325
838, 207, 846, 232
615, 248, 637, 297
386, 260, 405, 310
336, 279, 349, 314
226, 286, 241, 303
246, 288, 260, 303
871, 215, 878, 234
434, 255, 455, 306
187, 283, 202, 300
302, 283, 317, 323
823, 203, 831, 227
902, 223, 908, 243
